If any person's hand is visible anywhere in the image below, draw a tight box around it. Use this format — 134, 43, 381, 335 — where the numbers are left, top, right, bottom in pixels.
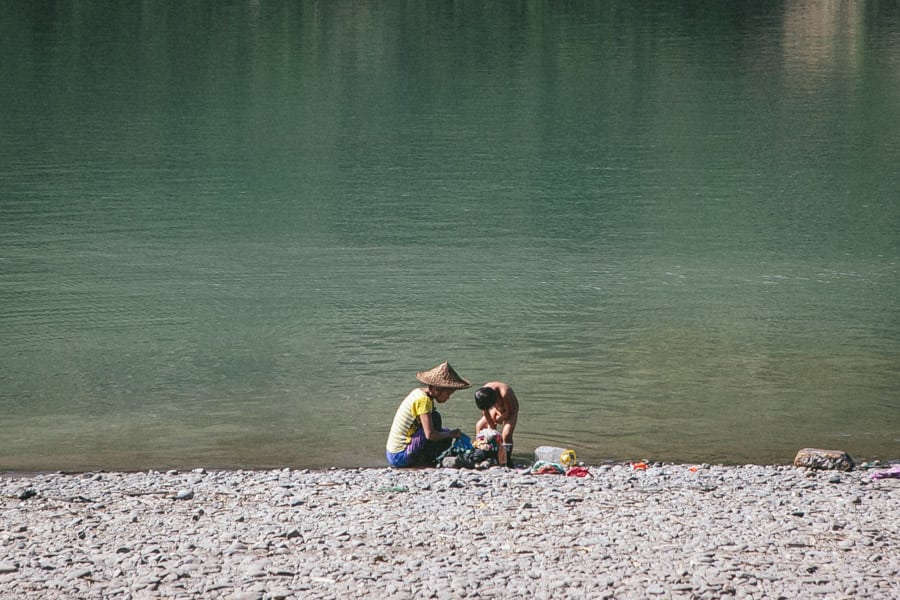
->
450, 428, 462, 439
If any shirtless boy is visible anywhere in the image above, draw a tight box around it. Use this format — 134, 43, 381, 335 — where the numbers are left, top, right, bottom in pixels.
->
474, 381, 520, 466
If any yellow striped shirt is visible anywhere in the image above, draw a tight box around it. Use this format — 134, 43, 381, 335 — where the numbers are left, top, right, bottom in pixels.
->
386, 388, 433, 453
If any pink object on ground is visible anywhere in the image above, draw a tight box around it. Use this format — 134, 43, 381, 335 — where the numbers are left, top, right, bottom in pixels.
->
869, 464, 900, 480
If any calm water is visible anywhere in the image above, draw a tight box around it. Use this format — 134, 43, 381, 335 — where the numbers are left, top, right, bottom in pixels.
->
1, 1, 898, 471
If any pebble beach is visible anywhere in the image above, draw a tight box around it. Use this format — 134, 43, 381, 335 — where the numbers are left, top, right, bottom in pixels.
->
1, 463, 897, 599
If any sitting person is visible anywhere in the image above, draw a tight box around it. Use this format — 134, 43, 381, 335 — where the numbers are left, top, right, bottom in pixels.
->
474, 381, 520, 466
385, 361, 470, 468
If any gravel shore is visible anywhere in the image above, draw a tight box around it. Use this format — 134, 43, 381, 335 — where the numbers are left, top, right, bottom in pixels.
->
1, 463, 897, 599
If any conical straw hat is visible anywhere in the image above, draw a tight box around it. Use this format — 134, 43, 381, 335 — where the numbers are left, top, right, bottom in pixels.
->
416, 361, 471, 390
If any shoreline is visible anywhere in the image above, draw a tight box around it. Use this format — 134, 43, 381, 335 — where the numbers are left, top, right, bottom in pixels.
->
1, 443, 895, 476
2, 451, 895, 479
2, 458, 895, 481
2, 463, 898, 599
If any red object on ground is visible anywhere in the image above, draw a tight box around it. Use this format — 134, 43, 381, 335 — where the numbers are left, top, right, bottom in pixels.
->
565, 466, 591, 477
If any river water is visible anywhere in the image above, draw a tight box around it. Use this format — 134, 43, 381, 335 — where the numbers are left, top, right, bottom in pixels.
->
2, 1, 898, 471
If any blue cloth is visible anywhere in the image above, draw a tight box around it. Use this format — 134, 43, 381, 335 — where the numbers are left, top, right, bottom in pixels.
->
453, 433, 473, 451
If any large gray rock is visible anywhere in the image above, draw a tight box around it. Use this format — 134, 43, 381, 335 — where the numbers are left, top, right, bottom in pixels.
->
793, 448, 855, 471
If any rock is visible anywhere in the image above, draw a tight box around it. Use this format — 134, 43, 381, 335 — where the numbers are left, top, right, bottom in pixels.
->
67, 568, 92, 580
225, 592, 263, 600
0, 562, 18, 574
793, 448, 855, 471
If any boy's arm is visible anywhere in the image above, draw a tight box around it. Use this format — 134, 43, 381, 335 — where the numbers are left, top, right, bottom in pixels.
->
491, 397, 512, 422
482, 409, 496, 429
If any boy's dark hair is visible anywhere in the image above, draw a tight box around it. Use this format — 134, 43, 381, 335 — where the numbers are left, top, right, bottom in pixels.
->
474, 387, 498, 410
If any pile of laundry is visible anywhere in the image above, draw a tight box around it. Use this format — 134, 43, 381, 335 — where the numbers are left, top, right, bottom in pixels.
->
436, 429, 504, 469
437, 432, 590, 476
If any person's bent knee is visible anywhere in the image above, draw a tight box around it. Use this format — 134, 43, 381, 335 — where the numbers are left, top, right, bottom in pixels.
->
386, 450, 413, 468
